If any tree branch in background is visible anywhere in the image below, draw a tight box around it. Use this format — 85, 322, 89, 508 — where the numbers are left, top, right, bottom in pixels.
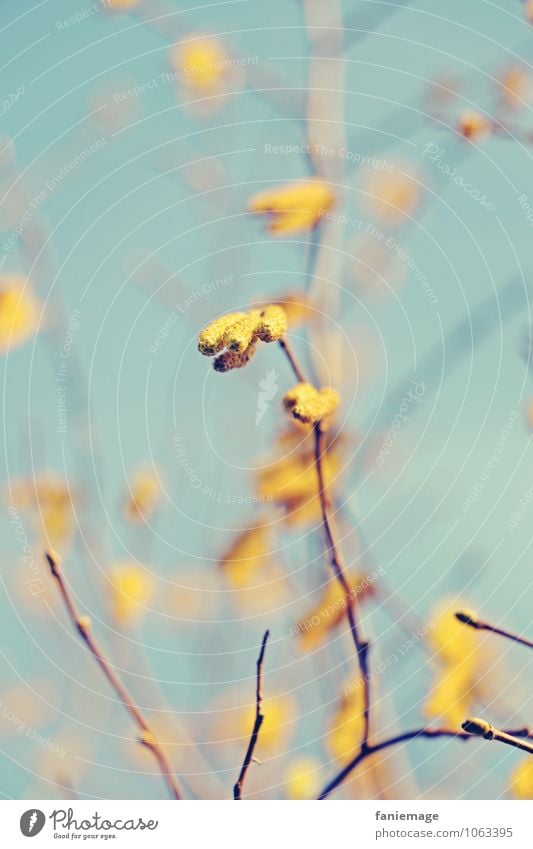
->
318, 724, 533, 799
455, 610, 533, 650
45, 550, 183, 801
234, 630, 270, 800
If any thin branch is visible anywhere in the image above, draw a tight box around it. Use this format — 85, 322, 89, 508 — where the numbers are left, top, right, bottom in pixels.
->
314, 421, 372, 749
462, 717, 533, 756
234, 630, 270, 800
278, 337, 307, 383
278, 340, 372, 750
45, 550, 182, 801
318, 724, 533, 799
455, 611, 533, 651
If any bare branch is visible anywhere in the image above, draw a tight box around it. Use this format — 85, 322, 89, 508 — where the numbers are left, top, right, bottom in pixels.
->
455, 611, 533, 651
234, 630, 270, 800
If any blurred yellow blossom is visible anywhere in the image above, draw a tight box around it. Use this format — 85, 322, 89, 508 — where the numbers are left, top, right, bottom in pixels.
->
361, 167, 421, 226
9, 475, 76, 551
110, 562, 154, 625
239, 695, 295, 752
104, 0, 140, 12
525, 0, 533, 25
171, 34, 230, 93
295, 575, 374, 651
284, 756, 322, 799
249, 180, 335, 235
219, 522, 271, 588
424, 600, 492, 728
457, 110, 491, 141
327, 680, 365, 762
124, 470, 161, 523
510, 759, 533, 799
0, 276, 40, 352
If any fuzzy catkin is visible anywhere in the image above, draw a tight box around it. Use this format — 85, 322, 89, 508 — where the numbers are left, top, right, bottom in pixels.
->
198, 312, 247, 356
256, 305, 288, 342
283, 382, 340, 424
213, 343, 256, 372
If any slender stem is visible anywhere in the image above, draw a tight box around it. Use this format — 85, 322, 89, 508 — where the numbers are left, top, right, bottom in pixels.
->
455, 611, 533, 650
314, 422, 371, 749
278, 339, 372, 750
318, 725, 533, 800
234, 630, 270, 800
278, 337, 307, 383
45, 550, 182, 801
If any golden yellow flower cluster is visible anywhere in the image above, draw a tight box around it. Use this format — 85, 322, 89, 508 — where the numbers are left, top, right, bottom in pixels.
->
283, 382, 340, 424
219, 521, 271, 588
198, 305, 287, 371
249, 180, 335, 236
510, 759, 533, 799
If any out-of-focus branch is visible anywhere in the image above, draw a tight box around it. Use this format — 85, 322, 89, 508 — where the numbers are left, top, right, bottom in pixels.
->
456, 610, 533, 650
234, 630, 270, 800
318, 724, 533, 799
45, 550, 183, 801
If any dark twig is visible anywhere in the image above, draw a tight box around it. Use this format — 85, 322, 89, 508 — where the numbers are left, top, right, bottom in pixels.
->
45, 550, 182, 801
318, 724, 533, 799
233, 630, 270, 800
462, 717, 533, 756
455, 611, 533, 651
278, 337, 307, 383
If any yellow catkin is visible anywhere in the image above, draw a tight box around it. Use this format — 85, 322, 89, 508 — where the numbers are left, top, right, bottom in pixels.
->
255, 304, 288, 342
124, 471, 160, 523
219, 522, 271, 588
198, 312, 247, 356
283, 382, 340, 424
223, 314, 257, 353
213, 342, 256, 372
284, 756, 322, 799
